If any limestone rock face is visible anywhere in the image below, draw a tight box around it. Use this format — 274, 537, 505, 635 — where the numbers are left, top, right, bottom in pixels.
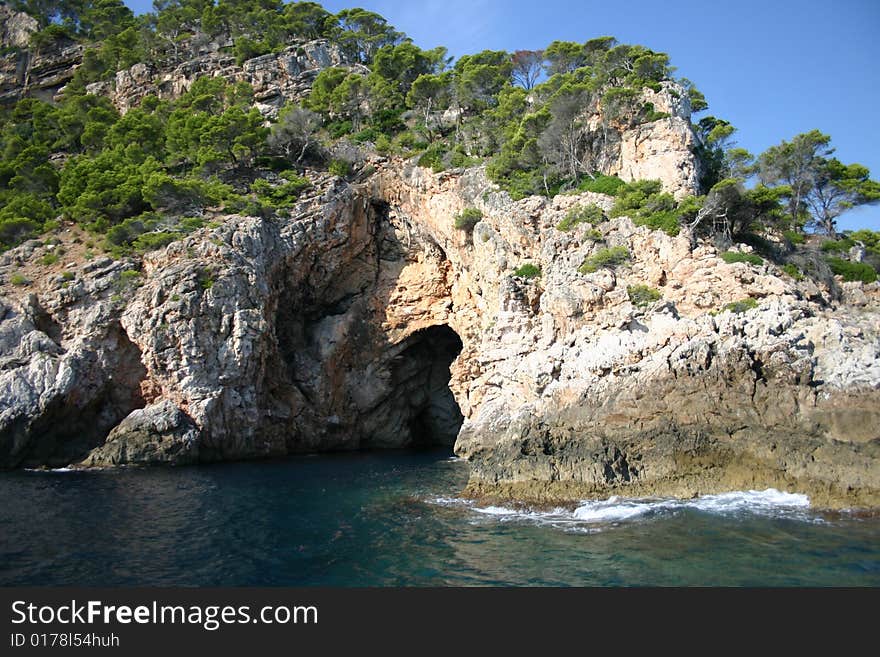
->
609, 84, 703, 198
370, 164, 880, 508
614, 116, 702, 199
89, 40, 350, 117
0, 161, 878, 508
0, 6, 84, 105
80, 400, 199, 466
0, 247, 148, 468
0, 4, 37, 49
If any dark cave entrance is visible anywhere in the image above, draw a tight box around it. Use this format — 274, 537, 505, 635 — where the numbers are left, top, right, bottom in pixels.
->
394, 325, 464, 449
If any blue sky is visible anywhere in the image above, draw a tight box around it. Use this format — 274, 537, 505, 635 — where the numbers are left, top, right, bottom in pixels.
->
124, 0, 880, 231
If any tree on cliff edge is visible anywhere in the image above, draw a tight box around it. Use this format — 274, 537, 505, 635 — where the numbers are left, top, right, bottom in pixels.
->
757, 130, 880, 236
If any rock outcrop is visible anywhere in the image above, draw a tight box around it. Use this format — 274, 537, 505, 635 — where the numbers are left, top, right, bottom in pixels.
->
80, 400, 200, 466
370, 165, 880, 508
0, 4, 84, 105
0, 3, 37, 49
1, 2, 875, 512
1, 160, 878, 508
611, 84, 703, 198
87, 40, 352, 117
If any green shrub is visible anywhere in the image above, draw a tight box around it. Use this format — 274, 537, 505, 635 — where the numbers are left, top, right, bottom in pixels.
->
513, 263, 541, 279
252, 174, 311, 208
0, 217, 44, 251
494, 169, 545, 201
820, 238, 855, 253
723, 298, 758, 314
627, 284, 661, 307
634, 210, 680, 236
417, 143, 446, 172
449, 149, 482, 169
579, 246, 630, 273
10, 273, 28, 286
375, 134, 392, 154
393, 131, 423, 151
254, 155, 291, 172
116, 269, 141, 290
327, 121, 353, 139
610, 180, 681, 236
454, 208, 483, 232
372, 108, 404, 136
577, 174, 627, 196
328, 159, 352, 178
611, 180, 664, 215
781, 263, 804, 281
132, 231, 179, 253
584, 228, 603, 242
233, 36, 272, 65
720, 251, 763, 266
641, 102, 670, 122
826, 257, 878, 283
352, 127, 379, 143
41, 253, 59, 265
179, 217, 206, 232
783, 230, 805, 245
61, 271, 75, 281
557, 204, 604, 231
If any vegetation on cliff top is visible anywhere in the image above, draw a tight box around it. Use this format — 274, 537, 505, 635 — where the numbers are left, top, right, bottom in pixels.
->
0, 0, 878, 282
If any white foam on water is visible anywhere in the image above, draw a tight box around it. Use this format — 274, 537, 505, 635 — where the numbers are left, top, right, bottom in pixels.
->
687, 489, 810, 513
428, 488, 817, 532
431, 496, 474, 507
471, 505, 523, 516
572, 496, 660, 522
24, 467, 78, 473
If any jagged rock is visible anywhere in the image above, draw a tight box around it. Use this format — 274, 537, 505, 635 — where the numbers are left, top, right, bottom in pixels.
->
603, 83, 703, 198
615, 116, 702, 199
0, 4, 83, 106
94, 40, 349, 116
0, 4, 37, 49
370, 164, 880, 508
0, 171, 877, 507
79, 400, 199, 466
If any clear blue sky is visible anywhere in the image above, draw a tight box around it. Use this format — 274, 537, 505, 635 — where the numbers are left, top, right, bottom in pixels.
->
124, 0, 880, 231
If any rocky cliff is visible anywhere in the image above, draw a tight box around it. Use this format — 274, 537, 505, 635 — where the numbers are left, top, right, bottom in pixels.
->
1, 7, 878, 509
0, 4, 83, 105
1, 158, 878, 508
86, 40, 352, 118
0, 2, 352, 114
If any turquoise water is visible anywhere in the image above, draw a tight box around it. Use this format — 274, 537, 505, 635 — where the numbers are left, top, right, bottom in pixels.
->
1, 449, 878, 586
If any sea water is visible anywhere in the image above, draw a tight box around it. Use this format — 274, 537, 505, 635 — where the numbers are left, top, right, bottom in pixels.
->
1, 449, 878, 586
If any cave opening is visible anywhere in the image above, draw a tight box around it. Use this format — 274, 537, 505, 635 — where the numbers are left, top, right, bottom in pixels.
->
393, 325, 464, 449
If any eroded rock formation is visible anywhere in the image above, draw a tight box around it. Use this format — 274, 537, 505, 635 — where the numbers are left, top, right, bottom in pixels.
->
611, 84, 702, 198
1, 160, 878, 508
0, 4, 84, 105
372, 164, 880, 508
86, 40, 352, 117
0, 20, 877, 506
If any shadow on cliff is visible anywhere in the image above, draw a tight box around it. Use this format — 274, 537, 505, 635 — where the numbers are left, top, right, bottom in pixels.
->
266, 192, 463, 454
1, 321, 147, 469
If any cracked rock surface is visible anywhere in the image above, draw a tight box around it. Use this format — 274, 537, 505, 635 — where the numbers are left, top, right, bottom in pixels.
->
1, 162, 878, 508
